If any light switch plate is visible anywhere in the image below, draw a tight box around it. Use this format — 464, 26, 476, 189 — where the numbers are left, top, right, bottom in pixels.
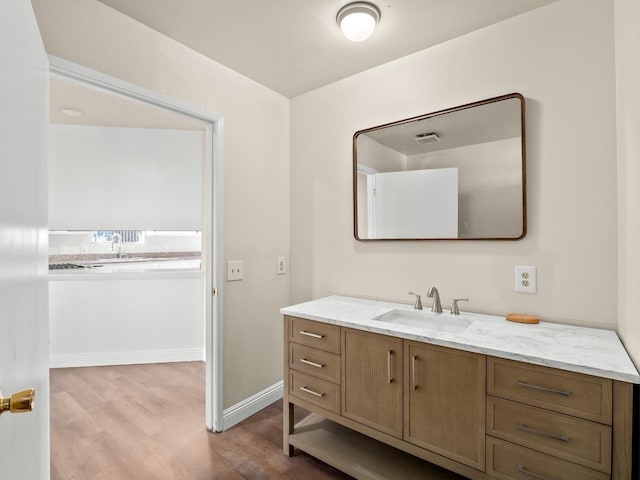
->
276, 256, 286, 275
515, 265, 536, 293
227, 260, 244, 281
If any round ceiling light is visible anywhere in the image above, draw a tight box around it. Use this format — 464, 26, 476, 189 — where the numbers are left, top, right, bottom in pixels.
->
336, 2, 381, 42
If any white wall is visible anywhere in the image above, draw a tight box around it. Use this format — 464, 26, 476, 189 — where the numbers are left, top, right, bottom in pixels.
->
357, 135, 406, 172
32, 0, 290, 407
615, 0, 640, 365
49, 277, 203, 367
291, 0, 618, 328
49, 125, 203, 230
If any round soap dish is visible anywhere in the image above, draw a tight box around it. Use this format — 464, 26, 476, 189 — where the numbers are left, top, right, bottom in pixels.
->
505, 313, 539, 324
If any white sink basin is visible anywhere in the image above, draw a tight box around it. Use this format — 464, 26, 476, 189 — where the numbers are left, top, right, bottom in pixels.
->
373, 308, 471, 334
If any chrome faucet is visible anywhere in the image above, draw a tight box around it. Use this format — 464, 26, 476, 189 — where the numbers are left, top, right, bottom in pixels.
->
111, 232, 124, 258
408, 292, 423, 310
427, 286, 442, 313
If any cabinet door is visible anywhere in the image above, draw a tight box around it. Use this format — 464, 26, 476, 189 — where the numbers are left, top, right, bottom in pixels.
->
342, 329, 403, 438
404, 341, 486, 470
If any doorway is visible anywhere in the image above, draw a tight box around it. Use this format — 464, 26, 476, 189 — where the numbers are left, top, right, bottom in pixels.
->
48, 55, 224, 431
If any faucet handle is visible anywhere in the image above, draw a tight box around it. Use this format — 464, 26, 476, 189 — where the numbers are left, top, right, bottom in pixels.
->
450, 298, 469, 315
408, 292, 423, 310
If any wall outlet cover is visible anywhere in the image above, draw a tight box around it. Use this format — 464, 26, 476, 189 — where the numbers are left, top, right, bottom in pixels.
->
515, 265, 537, 293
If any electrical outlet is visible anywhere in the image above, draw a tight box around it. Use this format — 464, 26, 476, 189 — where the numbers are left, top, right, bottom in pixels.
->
227, 260, 244, 281
515, 266, 537, 293
81, 246, 89, 254
276, 256, 286, 275
162, 245, 169, 253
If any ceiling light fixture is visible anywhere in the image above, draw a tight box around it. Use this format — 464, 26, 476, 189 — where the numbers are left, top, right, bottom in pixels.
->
336, 2, 381, 42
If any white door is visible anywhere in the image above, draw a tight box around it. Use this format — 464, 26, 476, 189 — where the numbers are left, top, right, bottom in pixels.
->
374, 168, 459, 238
0, 2, 50, 479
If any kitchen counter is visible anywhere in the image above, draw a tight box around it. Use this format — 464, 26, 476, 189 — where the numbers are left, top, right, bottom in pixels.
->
48, 253, 201, 280
281, 295, 640, 384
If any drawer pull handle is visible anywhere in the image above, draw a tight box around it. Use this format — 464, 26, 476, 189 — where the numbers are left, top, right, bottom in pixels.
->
517, 423, 570, 442
300, 330, 324, 339
516, 464, 554, 480
299, 358, 324, 369
387, 350, 393, 384
517, 381, 570, 397
299, 386, 324, 398
412, 355, 417, 390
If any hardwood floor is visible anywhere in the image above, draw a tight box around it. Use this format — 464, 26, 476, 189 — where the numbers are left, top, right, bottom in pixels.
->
50, 362, 351, 480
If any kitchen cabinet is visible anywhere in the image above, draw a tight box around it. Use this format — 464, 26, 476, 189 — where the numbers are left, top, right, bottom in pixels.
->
404, 341, 485, 470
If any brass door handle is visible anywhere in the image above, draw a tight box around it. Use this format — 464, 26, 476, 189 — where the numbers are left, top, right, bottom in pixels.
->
0, 388, 35, 416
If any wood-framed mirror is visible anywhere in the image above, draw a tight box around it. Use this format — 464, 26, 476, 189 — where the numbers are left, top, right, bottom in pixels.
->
353, 93, 526, 241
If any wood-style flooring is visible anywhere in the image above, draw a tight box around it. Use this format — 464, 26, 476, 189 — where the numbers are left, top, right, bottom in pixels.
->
50, 362, 351, 480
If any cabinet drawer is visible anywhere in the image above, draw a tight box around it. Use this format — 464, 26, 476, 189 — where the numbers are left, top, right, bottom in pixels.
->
288, 316, 340, 354
289, 370, 341, 414
488, 357, 612, 424
487, 437, 609, 480
487, 396, 611, 473
289, 343, 340, 384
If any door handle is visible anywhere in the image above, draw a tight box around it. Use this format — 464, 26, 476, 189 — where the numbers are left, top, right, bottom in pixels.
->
0, 388, 35, 416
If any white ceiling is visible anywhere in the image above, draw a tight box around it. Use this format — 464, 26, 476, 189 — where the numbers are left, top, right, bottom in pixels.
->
365, 95, 522, 156
97, 0, 557, 98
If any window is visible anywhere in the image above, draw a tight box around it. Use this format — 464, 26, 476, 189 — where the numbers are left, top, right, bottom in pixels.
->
91, 230, 143, 243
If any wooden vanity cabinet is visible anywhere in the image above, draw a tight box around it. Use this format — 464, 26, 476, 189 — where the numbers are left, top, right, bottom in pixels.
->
284, 315, 636, 480
342, 329, 403, 438
485, 357, 629, 480
404, 341, 486, 470
286, 316, 342, 414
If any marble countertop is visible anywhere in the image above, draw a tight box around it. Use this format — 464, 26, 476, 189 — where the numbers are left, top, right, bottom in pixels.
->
281, 295, 640, 384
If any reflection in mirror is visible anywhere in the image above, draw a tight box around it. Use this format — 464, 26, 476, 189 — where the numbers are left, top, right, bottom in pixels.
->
353, 93, 525, 240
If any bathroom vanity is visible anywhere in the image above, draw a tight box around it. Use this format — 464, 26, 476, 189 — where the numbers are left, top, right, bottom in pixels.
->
281, 296, 639, 480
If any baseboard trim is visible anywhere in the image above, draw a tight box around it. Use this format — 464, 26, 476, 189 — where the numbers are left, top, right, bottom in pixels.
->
49, 348, 205, 368
222, 380, 284, 431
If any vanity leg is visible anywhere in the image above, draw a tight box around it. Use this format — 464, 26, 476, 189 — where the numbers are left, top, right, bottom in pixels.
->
283, 316, 295, 456
283, 400, 295, 456
612, 381, 633, 480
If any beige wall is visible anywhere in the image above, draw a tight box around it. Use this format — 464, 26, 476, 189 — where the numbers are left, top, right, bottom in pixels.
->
615, 0, 640, 366
290, 0, 619, 328
32, 0, 290, 407
31, 0, 637, 407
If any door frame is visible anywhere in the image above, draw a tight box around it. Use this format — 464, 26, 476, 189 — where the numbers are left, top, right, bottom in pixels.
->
48, 55, 225, 432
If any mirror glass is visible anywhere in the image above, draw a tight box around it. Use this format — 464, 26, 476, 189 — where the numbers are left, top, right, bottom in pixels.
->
353, 93, 525, 240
